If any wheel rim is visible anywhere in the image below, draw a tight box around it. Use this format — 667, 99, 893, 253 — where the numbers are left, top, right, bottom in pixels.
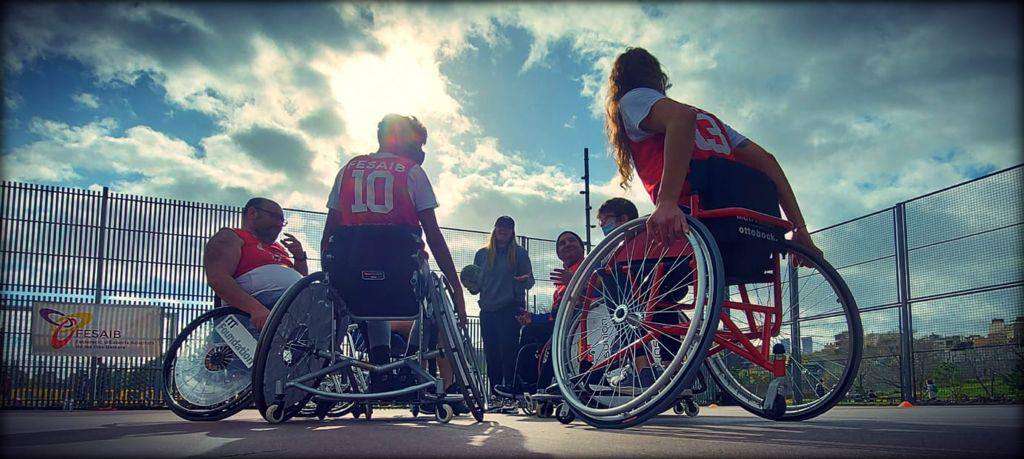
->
552, 217, 719, 421
707, 242, 862, 419
168, 312, 253, 412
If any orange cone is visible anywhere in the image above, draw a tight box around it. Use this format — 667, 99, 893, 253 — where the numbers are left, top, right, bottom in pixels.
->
898, 401, 913, 408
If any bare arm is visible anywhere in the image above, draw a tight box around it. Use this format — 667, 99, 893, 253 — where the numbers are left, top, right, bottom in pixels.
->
419, 208, 468, 326
203, 228, 268, 324
638, 98, 698, 246
732, 139, 822, 258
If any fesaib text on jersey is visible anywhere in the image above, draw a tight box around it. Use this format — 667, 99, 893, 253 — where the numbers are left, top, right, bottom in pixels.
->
336, 154, 420, 228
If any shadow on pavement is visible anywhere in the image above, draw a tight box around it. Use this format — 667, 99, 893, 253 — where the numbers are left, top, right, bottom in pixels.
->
554, 412, 1022, 457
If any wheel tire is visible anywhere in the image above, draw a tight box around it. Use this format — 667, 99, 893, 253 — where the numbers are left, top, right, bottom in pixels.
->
163, 307, 254, 422
411, 406, 420, 417
436, 403, 454, 423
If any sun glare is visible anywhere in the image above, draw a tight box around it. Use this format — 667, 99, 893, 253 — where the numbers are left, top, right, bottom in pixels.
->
319, 44, 458, 153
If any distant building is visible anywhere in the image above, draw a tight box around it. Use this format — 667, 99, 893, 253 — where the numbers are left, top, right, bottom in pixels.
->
989, 318, 1008, 339
801, 336, 814, 354
1011, 317, 1024, 344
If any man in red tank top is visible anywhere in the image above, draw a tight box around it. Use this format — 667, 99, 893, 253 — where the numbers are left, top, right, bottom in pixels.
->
204, 198, 308, 330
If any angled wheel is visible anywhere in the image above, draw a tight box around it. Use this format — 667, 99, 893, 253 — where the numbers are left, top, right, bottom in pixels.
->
434, 273, 486, 422
551, 215, 724, 429
163, 307, 255, 421
253, 272, 341, 424
706, 241, 863, 421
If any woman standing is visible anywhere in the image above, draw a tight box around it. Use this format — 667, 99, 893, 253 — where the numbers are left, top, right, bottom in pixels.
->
472, 216, 534, 401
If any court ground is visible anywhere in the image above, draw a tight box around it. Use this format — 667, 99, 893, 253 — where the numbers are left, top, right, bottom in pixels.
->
2, 405, 1021, 457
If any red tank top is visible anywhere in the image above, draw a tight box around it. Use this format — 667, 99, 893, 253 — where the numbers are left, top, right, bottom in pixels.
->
334, 153, 420, 228
231, 229, 293, 278
628, 108, 738, 205
551, 259, 583, 313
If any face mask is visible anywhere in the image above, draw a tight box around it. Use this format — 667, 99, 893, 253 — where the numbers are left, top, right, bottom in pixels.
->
601, 222, 618, 236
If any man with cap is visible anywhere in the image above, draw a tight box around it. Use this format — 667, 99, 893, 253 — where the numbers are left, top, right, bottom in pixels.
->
468, 216, 534, 406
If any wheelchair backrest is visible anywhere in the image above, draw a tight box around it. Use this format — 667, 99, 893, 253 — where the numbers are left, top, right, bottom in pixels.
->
325, 224, 424, 320
689, 157, 784, 284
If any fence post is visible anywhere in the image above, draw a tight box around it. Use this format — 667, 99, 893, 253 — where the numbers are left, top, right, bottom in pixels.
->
788, 260, 803, 403
89, 187, 110, 408
894, 203, 916, 402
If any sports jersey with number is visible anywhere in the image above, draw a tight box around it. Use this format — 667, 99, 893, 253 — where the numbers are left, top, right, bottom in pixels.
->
328, 152, 439, 233
619, 87, 745, 205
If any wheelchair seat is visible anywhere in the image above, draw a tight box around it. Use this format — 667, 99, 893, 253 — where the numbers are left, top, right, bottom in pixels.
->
325, 224, 426, 320
688, 157, 785, 285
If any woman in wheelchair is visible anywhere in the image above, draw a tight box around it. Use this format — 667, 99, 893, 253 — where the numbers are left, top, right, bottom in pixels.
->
250, 114, 485, 424
543, 47, 861, 428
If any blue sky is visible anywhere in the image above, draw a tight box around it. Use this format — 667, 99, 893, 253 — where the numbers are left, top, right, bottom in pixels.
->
2, 2, 1021, 241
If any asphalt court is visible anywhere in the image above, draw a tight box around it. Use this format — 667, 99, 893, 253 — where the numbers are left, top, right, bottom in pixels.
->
2, 405, 1021, 457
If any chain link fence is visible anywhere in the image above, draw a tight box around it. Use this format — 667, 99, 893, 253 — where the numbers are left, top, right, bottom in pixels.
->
2, 164, 1021, 409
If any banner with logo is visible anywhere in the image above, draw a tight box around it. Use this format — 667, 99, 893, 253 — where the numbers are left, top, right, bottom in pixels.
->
31, 302, 162, 357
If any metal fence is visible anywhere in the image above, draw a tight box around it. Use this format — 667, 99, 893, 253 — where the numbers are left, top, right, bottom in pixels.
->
2, 164, 1021, 409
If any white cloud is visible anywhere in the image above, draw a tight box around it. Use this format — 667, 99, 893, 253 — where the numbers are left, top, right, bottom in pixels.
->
2, 2, 1019, 242
71, 92, 99, 108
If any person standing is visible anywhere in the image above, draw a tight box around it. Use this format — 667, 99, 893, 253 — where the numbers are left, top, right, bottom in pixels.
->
471, 216, 534, 401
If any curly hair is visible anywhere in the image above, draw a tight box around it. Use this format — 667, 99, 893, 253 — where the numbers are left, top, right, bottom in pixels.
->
605, 47, 670, 189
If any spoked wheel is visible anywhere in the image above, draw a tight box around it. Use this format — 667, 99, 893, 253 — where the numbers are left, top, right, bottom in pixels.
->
434, 273, 487, 422
296, 330, 366, 418
706, 241, 863, 421
552, 216, 725, 429
253, 272, 342, 424
163, 307, 256, 421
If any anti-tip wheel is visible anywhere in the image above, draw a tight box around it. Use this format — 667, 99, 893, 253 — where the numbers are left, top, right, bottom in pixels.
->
556, 403, 575, 424
684, 400, 700, 417
264, 404, 285, 424
436, 403, 455, 423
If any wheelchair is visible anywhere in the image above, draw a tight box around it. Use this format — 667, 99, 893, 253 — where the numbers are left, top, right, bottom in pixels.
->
162, 298, 366, 422
251, 225, 486, 424
550, 158, 864, 428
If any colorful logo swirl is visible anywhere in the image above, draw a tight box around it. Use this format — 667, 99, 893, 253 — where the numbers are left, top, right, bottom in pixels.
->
39, 308, 93, 349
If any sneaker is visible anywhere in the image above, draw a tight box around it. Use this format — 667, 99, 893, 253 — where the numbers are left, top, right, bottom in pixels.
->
493, 385, 516, 397
614, 367, 660, 394
446, 383, 469, 414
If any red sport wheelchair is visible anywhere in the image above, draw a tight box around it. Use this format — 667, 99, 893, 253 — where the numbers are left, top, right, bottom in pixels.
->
551, 158, 863, 428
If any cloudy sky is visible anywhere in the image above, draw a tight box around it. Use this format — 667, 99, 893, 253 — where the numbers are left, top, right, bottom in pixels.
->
2, 1, 1021, 242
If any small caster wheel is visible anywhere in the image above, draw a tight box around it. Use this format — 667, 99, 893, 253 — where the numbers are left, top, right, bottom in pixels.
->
556, 403, 575, 424
530, 400, 542, 417
764, 394, 786, 420
315, 401, 333, 421
264, 404, 285, 424
411, 405, 420, 417
684, 400, 699, 417
364, 405, 373, 421
672, 402, 685, 415
539, 402, 554, 418
436, 403, 454, 423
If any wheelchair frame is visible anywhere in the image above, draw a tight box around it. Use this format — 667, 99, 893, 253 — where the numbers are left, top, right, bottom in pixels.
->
253, 268, 485, 424
551, 195, 862, 427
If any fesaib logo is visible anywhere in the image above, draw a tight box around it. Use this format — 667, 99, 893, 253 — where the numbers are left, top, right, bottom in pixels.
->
38, 308, 94, 349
